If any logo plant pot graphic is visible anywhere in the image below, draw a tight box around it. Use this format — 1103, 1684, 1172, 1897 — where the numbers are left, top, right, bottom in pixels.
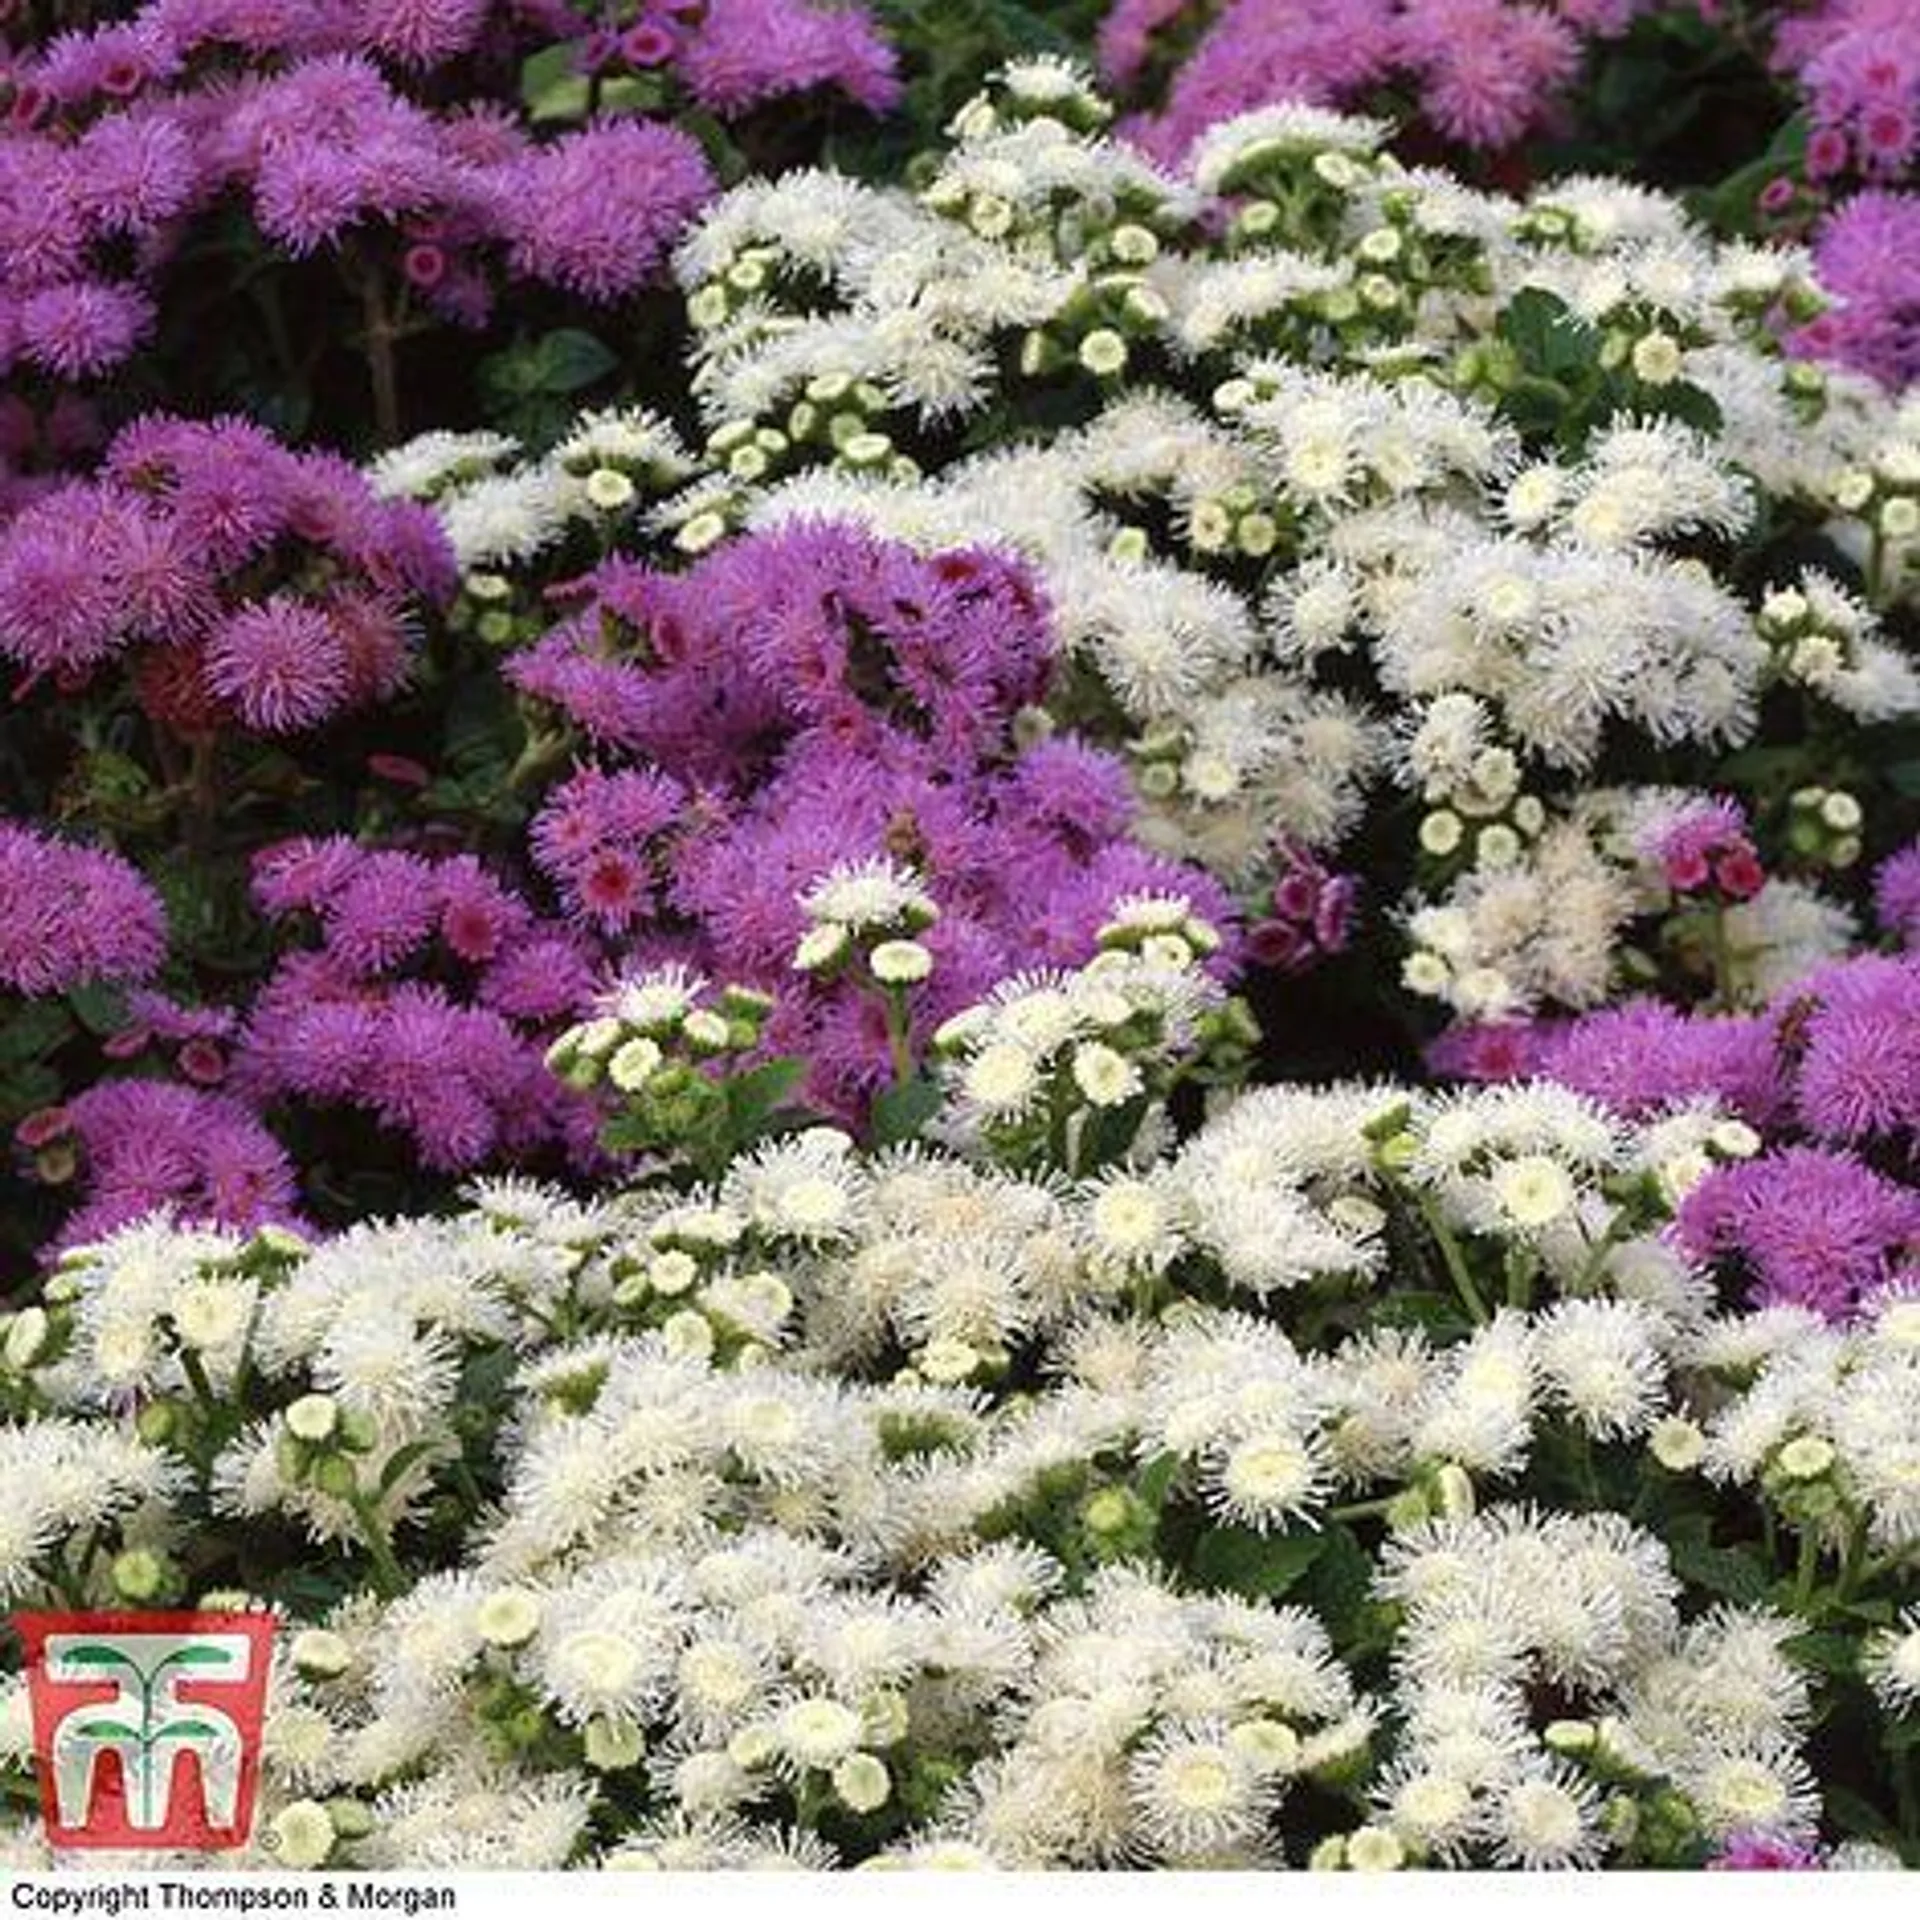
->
15, 1609, 276, 1849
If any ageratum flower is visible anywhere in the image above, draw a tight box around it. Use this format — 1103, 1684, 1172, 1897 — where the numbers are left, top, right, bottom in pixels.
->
0, 822, 167, 997
0, 0, 894, 384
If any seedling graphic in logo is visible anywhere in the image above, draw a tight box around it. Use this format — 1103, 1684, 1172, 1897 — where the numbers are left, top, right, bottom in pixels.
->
14, 1609, 275, 1849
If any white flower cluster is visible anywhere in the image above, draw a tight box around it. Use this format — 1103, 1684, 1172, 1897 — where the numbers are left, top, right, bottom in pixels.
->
1692, 1291, 1920, 1555
7, 927, 1907, 1871
372, 407, 693, 571
551, 66, 1914, 1019
1372, 1510, 1815, 1865
931, 898, 1231, 1166
793, 855, 939, 985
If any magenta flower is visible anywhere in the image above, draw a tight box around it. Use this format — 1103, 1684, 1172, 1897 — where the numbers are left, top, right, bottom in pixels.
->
1876, 839, 1920, 946
1675, 1146, 1920, 1321
0, 822, 167, 997
204, 598, 353, 734
46, 1080, 304, 1257
485, 119, 716, 304
1800, 191, 1920, 389
0, 414, 452, 731
1246, 841, 1357, 974
1707, 1833, 1825, 1871
1643, 795, 1765, 901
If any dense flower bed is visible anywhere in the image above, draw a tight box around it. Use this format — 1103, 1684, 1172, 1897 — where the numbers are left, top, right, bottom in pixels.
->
0, 3, 1917, 1881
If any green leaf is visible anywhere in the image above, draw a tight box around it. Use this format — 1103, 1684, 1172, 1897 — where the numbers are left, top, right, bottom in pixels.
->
1301, 1522, 1376, 1626
869, 1075, 942, 1148
58, 1646, 142, 1669
723, 1058, 809, 1139
1665, 1515, 1771, 1604
598, 1111, 662, 1156
1370, 1290, 1469, 1337
376, 1438, 442, 1500
66, 982, 130, 1039
0, 1001, 71, 1063
1823, 1783, 1903, 1848
151, 1719, 226, 1742
1189, 1525, 1327, 1601
1649, 382, 1724, 436
1783, 1630, 1858, 1679
1500, 287, 1595, 381
68, 1720, 140, 1742
520, 42, 588, 124
597, 74, 670, 117
533, 329, 619, 395
1136, 1450, 1182, 1511
0, 1061, 63, 1119
1839, 1598, 1898, 1627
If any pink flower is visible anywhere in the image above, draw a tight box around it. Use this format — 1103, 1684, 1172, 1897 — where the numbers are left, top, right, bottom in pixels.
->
1714, 845, 1766, 901
1807, 125, 1852, 177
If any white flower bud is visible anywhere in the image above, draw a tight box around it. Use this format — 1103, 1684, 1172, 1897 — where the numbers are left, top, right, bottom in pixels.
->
584, 467, 636, 510
608, 1037, 664, 1091
870, 939, 933, 985
1650, 1417, 1706, 1473
833, 1752, 892, 1813
268, 1801, 336, 1870
4, 1308, 49, 1371
794, 923, 852, 973
291, 1629, 353, 1680
476, 1590, 543, 1649
285, 1394, 339, 1444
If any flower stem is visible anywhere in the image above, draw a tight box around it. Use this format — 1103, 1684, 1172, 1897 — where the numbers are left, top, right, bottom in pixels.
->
1504, 1244, 1536, 1313
1409, 1185, 1490, 1324
1835, 1511, 1870, 1606
185, 735, 218, 863
1324, 1494, 1398, 1525
347, 1488, 407, 1599
353, 254, 403, 445
882, 988, 914, 1090
1704, 899, 1739, 1013
1791, 1526, 1820, 1615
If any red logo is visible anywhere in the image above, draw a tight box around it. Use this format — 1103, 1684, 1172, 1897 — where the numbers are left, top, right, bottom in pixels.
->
14, 1609, 275, 1850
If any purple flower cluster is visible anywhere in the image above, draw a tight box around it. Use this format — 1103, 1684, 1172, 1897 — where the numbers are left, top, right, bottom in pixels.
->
650, 0, 899, 114
511, 521, 1238, 1114
529, 764, 687, 933
1775, 0, 1920, 183
0, 822, 168, 997
0, 0, 894, 385
236, 837, 600, 1170
1245, 842, 1357, 973
1674, 1145, 1919, 1320
1430, 997, 1782, 1120
1877, 838, 1920, 946
1476, 948, 1919, 1146
0, 414, 454, 729
30, 1081, 304, 1259
1435, 844, 1920, 1321
1101, 0, 1654, 164
1797, 190, 1920, 389
1706, 1833, 1826, 1871
1643, 793, 1765, 901
1780, 953, 1920, 1145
